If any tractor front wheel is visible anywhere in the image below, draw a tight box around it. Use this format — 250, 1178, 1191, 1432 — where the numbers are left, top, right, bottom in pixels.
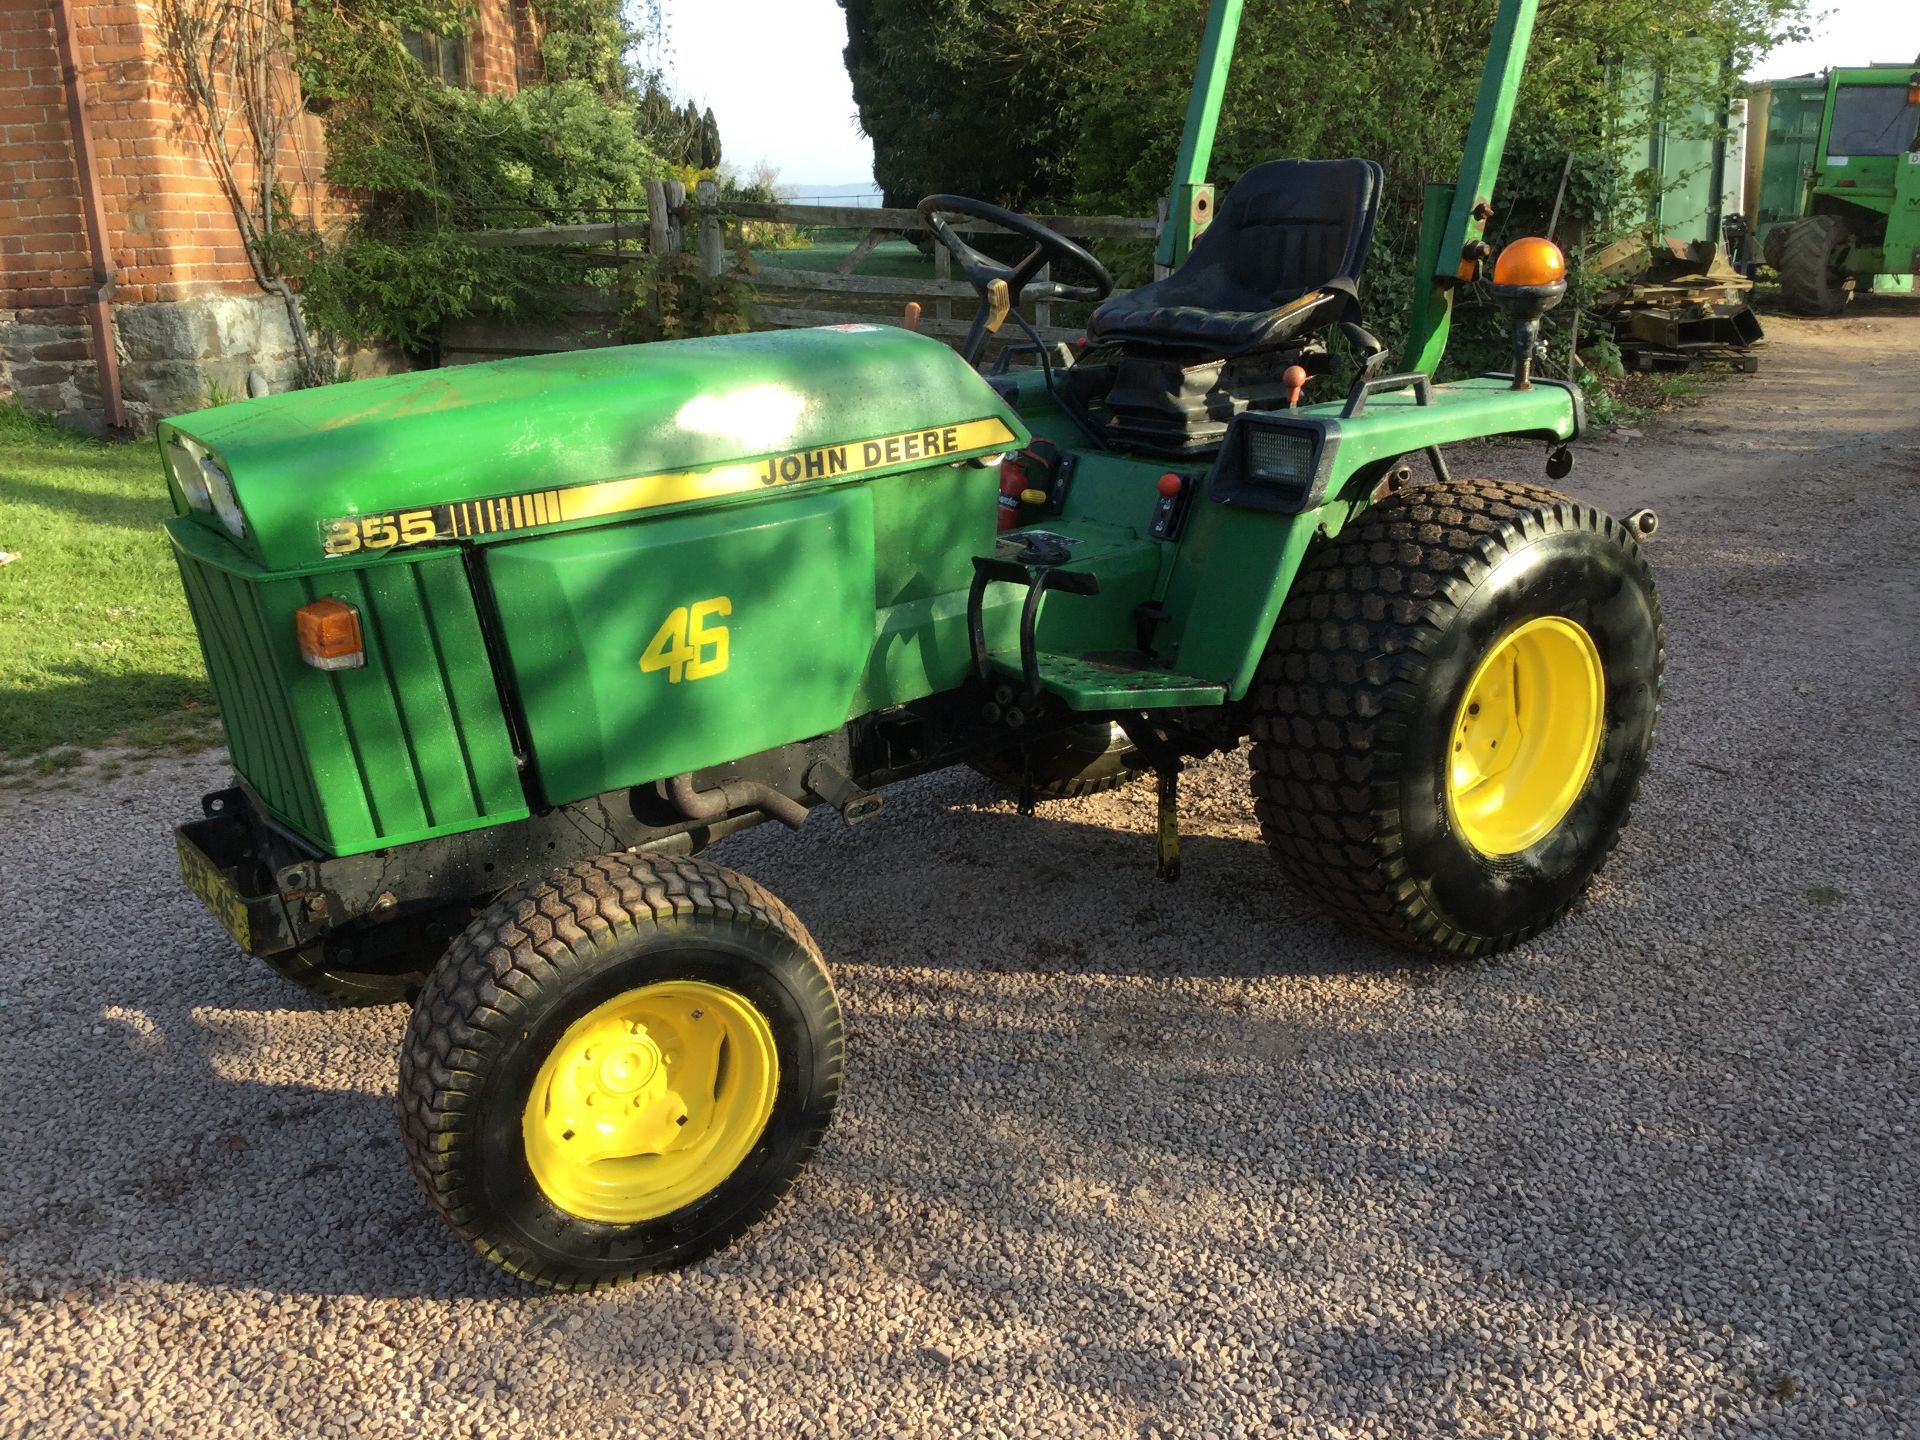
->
971, 721, 1144, 800
398, 852, 842, 1289
1777, 215, 1853, 316
262, 941, 423, 1007
261, 903, 468, 1006
1247, 479, 1664, 957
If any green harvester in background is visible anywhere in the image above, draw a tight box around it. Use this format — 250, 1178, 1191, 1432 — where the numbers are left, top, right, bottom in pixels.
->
164, 0, 1665, 1288
1756, 60, 1920, 313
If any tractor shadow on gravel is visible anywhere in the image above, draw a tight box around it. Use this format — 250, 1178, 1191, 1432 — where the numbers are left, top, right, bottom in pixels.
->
708, 766, 1462, 989
54, 764, 1545, 1304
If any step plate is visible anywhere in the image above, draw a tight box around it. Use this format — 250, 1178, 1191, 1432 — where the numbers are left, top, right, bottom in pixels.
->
991, 650, 1227, 710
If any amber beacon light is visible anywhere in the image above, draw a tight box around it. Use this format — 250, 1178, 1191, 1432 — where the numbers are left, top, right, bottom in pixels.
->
1487, 236, 1568, 391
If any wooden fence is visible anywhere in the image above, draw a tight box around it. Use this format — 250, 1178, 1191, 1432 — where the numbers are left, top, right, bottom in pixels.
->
443, 179, 1162, 363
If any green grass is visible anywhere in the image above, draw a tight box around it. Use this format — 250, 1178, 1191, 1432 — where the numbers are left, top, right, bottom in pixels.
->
0, 405, 216, 756
754, 228, 936, 280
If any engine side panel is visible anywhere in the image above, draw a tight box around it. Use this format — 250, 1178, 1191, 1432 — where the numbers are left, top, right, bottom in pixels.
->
485, 488, 877, 805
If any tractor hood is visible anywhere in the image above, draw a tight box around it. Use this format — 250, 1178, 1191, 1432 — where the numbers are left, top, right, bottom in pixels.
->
159, 326, 1027, 573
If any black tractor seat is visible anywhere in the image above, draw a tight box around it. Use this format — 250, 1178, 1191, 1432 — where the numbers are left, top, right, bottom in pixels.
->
1087, 157, 1383, 358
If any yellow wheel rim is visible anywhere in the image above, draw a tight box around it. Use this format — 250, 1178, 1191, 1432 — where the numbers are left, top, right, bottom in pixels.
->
522, 980, 779, 1224
1447, 615, 1605, 856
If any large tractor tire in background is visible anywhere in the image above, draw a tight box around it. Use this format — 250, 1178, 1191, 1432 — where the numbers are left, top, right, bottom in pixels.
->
399, 852, 842, 1289
1777, 215, 1853, 316
1761, 222, 1790, 271
971, 721, 1144, 800
1247, 479, 1664, 958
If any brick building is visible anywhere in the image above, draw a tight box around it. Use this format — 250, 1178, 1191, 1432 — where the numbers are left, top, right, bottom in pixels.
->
1, 1, 539, 433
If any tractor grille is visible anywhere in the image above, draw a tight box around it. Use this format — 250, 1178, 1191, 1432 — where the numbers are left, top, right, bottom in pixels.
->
172, 543, 527, 855
175, 553, 329, 840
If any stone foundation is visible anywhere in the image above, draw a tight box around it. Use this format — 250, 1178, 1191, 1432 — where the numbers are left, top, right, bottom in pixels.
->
1, 290, 405, 436
0, 308, 103, 429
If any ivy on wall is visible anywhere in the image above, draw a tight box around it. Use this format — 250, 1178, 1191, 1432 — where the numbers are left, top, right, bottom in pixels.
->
287, 0, 669, 355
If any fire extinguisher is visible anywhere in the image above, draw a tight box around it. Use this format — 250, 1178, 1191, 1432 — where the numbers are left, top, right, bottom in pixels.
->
997, 436, 1059, 532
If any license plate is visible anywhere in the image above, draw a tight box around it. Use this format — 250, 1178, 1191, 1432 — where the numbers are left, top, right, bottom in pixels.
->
177, 833, 252, 950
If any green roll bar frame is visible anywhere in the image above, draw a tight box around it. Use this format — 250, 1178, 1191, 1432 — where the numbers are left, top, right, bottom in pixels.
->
1154, 0, 1540, 375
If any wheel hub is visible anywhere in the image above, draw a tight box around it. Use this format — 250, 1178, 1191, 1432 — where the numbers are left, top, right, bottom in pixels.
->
1447, 615, 1604, 856
522, 980, 779, 1223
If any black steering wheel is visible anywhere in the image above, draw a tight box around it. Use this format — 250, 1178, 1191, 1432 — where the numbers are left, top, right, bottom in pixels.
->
917, 194, 1114, 363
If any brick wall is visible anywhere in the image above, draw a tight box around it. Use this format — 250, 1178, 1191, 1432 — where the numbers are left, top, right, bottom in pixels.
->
471, 0, 544, 95
0, 0, 530, 430
0, 0, 316, 315
1, 3, 92, 321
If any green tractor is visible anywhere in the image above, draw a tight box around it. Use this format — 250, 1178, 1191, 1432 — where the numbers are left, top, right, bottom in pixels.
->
1760, 61, 1920, 314
164, 0, 1663, 1289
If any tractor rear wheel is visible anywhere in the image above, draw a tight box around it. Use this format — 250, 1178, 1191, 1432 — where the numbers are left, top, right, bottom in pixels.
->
398, 852, 842, 1289
971, 720, 1144, 800
1247, 479, 1664, 957
1777, 215, 1853, 316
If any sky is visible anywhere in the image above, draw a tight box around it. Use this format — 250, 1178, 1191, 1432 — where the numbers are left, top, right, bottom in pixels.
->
655, 0, 1920, 190
654, 0, 875, 191
1755, 0, 1920, 79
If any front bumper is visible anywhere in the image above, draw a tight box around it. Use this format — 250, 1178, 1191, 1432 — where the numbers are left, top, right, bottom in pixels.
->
173, 781, 761, 960
175, 790, 305, 958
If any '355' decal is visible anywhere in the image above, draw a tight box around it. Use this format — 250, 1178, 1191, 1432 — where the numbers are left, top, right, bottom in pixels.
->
322, 509, 440, 556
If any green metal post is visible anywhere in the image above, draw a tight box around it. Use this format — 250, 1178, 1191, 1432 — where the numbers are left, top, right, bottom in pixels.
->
1403, 0, 1541, 375
1401, 182, 1457, 372
1155, 0, 1246, 270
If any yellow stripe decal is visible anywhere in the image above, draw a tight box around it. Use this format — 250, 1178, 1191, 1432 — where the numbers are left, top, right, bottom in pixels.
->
577, 415, 1016, 521
318, 416, 1017, 559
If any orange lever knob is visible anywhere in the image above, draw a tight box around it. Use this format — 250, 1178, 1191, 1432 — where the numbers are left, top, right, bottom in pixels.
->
1157, 472, 1183, 499
1282, 365, 1308, 409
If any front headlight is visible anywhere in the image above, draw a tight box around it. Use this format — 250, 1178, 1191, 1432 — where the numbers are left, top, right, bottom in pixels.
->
167, 439, 213, 513
202, 456, 248, 540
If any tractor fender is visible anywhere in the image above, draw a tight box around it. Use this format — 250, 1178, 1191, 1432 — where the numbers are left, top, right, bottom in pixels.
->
1159, 374, 1582, 703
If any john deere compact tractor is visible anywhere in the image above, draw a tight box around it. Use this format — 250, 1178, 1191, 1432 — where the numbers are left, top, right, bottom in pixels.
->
164, 0, 1663, 1288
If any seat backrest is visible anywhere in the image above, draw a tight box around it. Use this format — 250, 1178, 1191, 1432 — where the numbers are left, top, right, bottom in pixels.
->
1179, 158, 1382, 307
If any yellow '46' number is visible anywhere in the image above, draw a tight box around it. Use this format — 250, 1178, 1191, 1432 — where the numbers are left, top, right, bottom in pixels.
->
640, 596, 731, 683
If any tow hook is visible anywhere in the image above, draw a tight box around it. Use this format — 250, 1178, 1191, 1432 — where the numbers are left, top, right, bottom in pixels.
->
1625, 507, 1659, 540
804, 760, 885, 827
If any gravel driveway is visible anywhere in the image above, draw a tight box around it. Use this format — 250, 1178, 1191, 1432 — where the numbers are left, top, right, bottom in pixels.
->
3, 305, 1916, 1439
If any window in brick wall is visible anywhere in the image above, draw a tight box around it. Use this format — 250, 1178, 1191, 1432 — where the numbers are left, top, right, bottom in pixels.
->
403, 29, 472, 87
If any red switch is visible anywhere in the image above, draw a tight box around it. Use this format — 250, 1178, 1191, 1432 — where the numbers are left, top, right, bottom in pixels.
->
1157, 472, 1183, 499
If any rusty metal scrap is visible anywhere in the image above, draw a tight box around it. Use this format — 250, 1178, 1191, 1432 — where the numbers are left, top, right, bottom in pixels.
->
1590, 233, 1764, 373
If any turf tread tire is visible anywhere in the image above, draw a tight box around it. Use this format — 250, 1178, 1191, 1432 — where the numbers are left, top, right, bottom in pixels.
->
398, 851, 842, 1291
1247, 478, 1663, 957
1777, 215, 1851, 316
